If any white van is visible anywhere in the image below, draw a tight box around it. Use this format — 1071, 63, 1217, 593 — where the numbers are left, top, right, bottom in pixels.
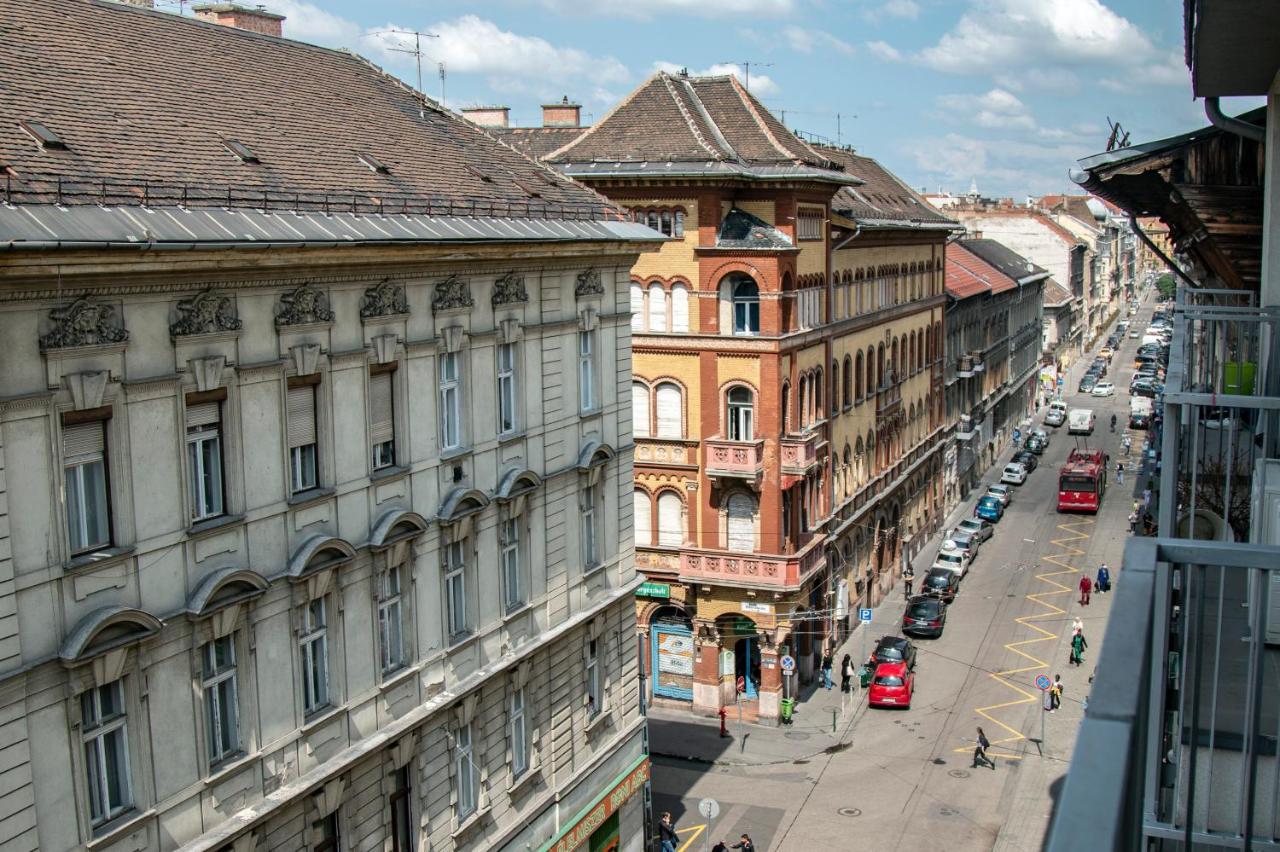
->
1067, 408, 1095, 434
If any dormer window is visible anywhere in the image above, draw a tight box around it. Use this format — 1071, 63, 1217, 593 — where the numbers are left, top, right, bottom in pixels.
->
222, 139, 259, 164
358, 152, 389, 174
19, 119, 66, 150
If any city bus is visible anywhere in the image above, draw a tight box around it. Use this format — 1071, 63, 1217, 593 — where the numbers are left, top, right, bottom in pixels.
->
1058, 448, 1109, 513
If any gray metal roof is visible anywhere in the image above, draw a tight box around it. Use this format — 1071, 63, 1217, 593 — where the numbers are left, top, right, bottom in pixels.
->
0, 204, 664, 250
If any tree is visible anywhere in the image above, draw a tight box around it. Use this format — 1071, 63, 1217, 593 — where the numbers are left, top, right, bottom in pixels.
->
1155, 273, 1176, 299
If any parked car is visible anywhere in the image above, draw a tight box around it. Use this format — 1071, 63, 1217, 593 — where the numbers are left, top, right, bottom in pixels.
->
1091, 381, 1116, 397
901, 595, 948, 638
920, 568, 960, 603
975, 495, 1004, 522
955, 517, 993, 543
1129, 328, 1141, 338
1202, 407, 1240, 430
987, 484, 1013, 506
1044, 407, 1066, 427
1092, 358, 1108, 376
1099, 346, 1114, 360
946, 529, 981, 557
1000, 462, 1028, 485
1130, 380, 1160, 399
932, 540, 970, 578
1012, 450, 1039, 472
1024, 435, 1046, 455
1079, 374, 1098, 393
868, 662, 915, 709
1030, 428, 1050, 447
870, 636, 917, 670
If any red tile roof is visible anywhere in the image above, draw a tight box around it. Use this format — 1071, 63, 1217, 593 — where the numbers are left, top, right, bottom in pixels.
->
0, 0, 616, 218
945, 242, 1018, 298
491, 126, 588, 160
1042, 279, 1073, 306
819, 146, 957, 228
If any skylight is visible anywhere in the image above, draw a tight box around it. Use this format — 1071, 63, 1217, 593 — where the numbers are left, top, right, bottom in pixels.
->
19, 120, 66, 150
358, 152, 389, 174
223, 139, 260, 164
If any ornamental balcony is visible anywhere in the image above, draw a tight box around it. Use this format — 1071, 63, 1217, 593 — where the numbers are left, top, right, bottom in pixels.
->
633, 437, 698, 469
679, 536, 826, 592
704, 438, 765, 481
779, 430, 819, 481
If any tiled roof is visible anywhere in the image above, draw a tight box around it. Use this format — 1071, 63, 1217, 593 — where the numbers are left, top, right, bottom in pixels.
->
820, 147, 958, 229
958, 238, 1048, 283
716, 208, 794, 250
0, 0, 616, 219
1040, 194, 1099, 225
547, 72, 831, 167
945, 242, 1019, 298
491, 127, 588, 161
1042, 279, 1073, 306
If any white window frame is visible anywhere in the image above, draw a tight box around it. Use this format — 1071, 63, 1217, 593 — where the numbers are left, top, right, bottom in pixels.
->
510, 687, 529, 778
581, 482, 600, 569
201, 634, 240, 766
727, 387, 754, 442
439, 352, 462, 451
81, 680, 133, 828
578, 331, 596, 413
290, 442, 318, 493
64, 421, 111, 554
500, 517, 523, 613
455, 721, 477, 819
377, 565, 406, 674
300, 598, 330, 715
370, 370, 396, 471
496, 343, 518, 436
187, 414, 225, 522
444, 540, 468, 640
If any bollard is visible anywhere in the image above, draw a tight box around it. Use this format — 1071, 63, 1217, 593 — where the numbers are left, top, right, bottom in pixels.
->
832, 709, 837, 732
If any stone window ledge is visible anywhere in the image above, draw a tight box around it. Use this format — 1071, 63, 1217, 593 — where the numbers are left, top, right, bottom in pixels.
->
287, 487, 336, 509
187, 513, 246, 540
65, 545, 136, 575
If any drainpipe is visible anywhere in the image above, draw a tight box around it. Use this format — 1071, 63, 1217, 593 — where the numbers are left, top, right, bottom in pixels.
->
1204, 97, 1265, 144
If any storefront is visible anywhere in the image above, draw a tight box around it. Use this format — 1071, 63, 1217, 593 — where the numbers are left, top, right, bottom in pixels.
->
543, 755, 650, 852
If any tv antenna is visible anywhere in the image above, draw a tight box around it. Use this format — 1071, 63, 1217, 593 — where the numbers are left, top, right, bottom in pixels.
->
722, 60, 774, 92
1105, 116, 1130, 152
370, 29, 439, 115
438, 62, 447, 110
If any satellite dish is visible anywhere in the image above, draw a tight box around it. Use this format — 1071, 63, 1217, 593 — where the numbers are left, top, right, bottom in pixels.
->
1026, 262, 1035, 273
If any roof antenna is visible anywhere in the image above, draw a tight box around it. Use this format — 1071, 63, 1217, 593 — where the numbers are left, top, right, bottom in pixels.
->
371, 29, 440, 117
721, 60, 774, 92
438, 62, 447, 110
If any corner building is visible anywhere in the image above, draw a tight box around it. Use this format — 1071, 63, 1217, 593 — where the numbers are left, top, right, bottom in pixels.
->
530, 72, 957, 722
0, 2, 660, 851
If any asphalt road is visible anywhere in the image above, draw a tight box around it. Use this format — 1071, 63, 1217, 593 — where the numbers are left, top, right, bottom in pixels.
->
652, 301, 1159, 852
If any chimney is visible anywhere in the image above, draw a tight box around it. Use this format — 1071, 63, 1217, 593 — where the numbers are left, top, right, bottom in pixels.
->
191, 3, 286, 38
541, 96, 581, 128
461, 106, 511, 128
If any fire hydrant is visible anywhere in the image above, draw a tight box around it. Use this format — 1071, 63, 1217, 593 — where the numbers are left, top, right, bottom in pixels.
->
718, 705, 729, 738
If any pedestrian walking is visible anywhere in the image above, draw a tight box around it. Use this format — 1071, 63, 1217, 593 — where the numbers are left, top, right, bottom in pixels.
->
659, 813, 679, 852
1072, 616, 1083, 635
1142, 487, 1152, 509
821, 650, 833, 690
1050, 675, 1063, 711
1096, 564, 1111, 593
903, 565, 914, 598
1079, 574, 1092, 606
731, 834, 756, 852
1128, 510, 1138, 533
841, 654, 854, 693
1116, 462, 1125, 485
1071, 629, 1089, 666
1122, 434, 1132, 456
972, 727, 996, 770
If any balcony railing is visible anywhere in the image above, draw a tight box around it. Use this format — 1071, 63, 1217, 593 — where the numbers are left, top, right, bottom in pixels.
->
704, 438, 765, 479
680, 536, 826, 591
876, 382, 902, 424
633, 437, 698, 468
780, 431, 819, 476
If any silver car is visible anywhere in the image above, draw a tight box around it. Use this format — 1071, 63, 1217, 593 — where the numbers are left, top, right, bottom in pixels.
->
955, 517, 994, 544
946, 529, 980, 557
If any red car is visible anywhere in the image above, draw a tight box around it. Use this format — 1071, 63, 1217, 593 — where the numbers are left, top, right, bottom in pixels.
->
868, 662, 914, 709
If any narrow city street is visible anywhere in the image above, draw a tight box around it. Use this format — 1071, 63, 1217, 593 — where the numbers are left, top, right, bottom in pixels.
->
651, 304, 1154, 852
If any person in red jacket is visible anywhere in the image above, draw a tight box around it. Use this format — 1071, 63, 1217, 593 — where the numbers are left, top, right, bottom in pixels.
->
1079, 574, 1092, 606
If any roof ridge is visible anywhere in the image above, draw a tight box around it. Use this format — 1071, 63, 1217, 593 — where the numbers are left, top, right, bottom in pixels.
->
673, 75, 739, 162
726, 75, 806, 162
662, 74, 729, 161
543, 71, 663, 161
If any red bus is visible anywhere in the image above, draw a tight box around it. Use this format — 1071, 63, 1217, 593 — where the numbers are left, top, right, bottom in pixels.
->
1058, 448, 1109, 513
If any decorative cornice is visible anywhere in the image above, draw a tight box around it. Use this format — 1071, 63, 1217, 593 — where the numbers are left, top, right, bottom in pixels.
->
275, 284, 334, 328
574, 268, 605, 298
170, 290, 242, 337
431, 275, 474, 313
39, 299, 129, 351
359, 279, 409, 320
490, 272, 529, 308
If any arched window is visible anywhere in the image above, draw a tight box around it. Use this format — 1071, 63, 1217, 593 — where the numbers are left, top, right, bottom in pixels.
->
655, 382, 683, 438
647, 210, 659, 231
813, 368, 823, 419
631, 381, 650, 437
876, 343, 885, 390
909, 333, 917, 374
726, 386, 754, 441
855, 352, 864, 400
648, 283, 667, 332
842, 356, 853, 408
831, 360, 839, 416
891, 338, 899, 380
660, 210, 673, 236
630, 282, 643, 331
731, 276, 760, 335
866, 347, 875, 396
657, 491, 683, 546
797, 376, 808, 428
633, 489, 652, 547
726, 492, 757, 551
671, 284, 689, 333
781, 382, 791, 434
673, 209, 685, 238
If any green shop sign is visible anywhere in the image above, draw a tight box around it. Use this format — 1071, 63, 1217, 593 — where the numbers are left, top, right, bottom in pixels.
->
636, 582, 671, 599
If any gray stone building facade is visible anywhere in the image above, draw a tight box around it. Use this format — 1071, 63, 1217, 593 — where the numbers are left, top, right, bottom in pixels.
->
0, 2, 660, 850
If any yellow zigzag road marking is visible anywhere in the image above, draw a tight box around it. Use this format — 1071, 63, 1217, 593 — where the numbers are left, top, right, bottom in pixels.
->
954, 517, 1094, 761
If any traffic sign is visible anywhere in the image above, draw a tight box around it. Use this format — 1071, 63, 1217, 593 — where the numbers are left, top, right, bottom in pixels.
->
698, 798, 720, 820
1035, 674, 1052, 691
858, 608, 873, 623
780, 654, 796, 672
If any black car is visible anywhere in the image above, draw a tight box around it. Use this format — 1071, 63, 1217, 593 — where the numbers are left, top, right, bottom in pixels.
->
1079, 374, 1098, 393
1091, 359, 1108, 378
1012, 450, 1038, 472
871, 635, 918, 670
902, 595, 948, 637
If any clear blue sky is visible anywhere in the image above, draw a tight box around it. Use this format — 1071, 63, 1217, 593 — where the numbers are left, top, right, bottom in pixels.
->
172, 0, 1259, 198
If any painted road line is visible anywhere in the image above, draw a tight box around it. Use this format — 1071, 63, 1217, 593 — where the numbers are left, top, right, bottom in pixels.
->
677, 824, 707, 852
956, 517, 1092, 760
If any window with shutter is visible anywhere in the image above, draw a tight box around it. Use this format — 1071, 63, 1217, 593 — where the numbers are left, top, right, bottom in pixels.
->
631, 382, 651, 438
630, 283, 644, 331
657, 491, 682, 547
63, 421, 111, 552
671, 284, 689, 332
632, 490, 652, 548
287, 384, 318, 492
370, 372, 395, 468
186, 400, 225, 521
647, 284, 667, 332
726, 493, 756, 552
655, 383, 682, 438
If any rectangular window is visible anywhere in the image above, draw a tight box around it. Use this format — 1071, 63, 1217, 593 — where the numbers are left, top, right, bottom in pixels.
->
581, 483, 600, 569
439, 352, 462, 450
287, 382, 319, 493
63, 420, 111, 553
370, 370, 395, 470
186, 401, 225, 521
797, 211, 823, 240
496, 343, 518, 435
390, 766, 413, 852
586, 639, 601, 718
501, 518, 523, 613
445, 540, 468, 639
81, 680, 132, 827
312, 813, 339, 852
578, 331, 596, 412
377, 565, 405, 674
455, 721, 477, 819
510, 687, 529, 778
202, 635, 240, 765
300, 598, 329, 715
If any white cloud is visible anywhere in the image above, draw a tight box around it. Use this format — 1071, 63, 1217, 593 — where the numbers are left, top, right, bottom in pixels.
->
938, 87, 1037, 130
419, 16, 629, 86
1100, 49, 1189, 92
866, 40, 903, 62
653, 61, 780, 96
919, 0, 1157, 74
879, 0, 921, 19
263, 0, 363, 45
907, 132, 1087, 197
540, 0, 795, 20
995, 67, 1081, 95
784, 26, 856, 56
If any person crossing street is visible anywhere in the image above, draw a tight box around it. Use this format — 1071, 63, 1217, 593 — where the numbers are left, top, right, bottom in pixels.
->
972, 727, 996, 770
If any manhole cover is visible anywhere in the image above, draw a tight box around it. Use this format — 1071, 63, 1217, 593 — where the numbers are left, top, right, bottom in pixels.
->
785, 731, 811, 741
948, 769, 971, 779
939, 806, 958, 817
838, 807, 862, 818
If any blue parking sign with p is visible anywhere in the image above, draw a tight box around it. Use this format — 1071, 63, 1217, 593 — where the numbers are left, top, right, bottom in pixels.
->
858, 608, 873, 623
